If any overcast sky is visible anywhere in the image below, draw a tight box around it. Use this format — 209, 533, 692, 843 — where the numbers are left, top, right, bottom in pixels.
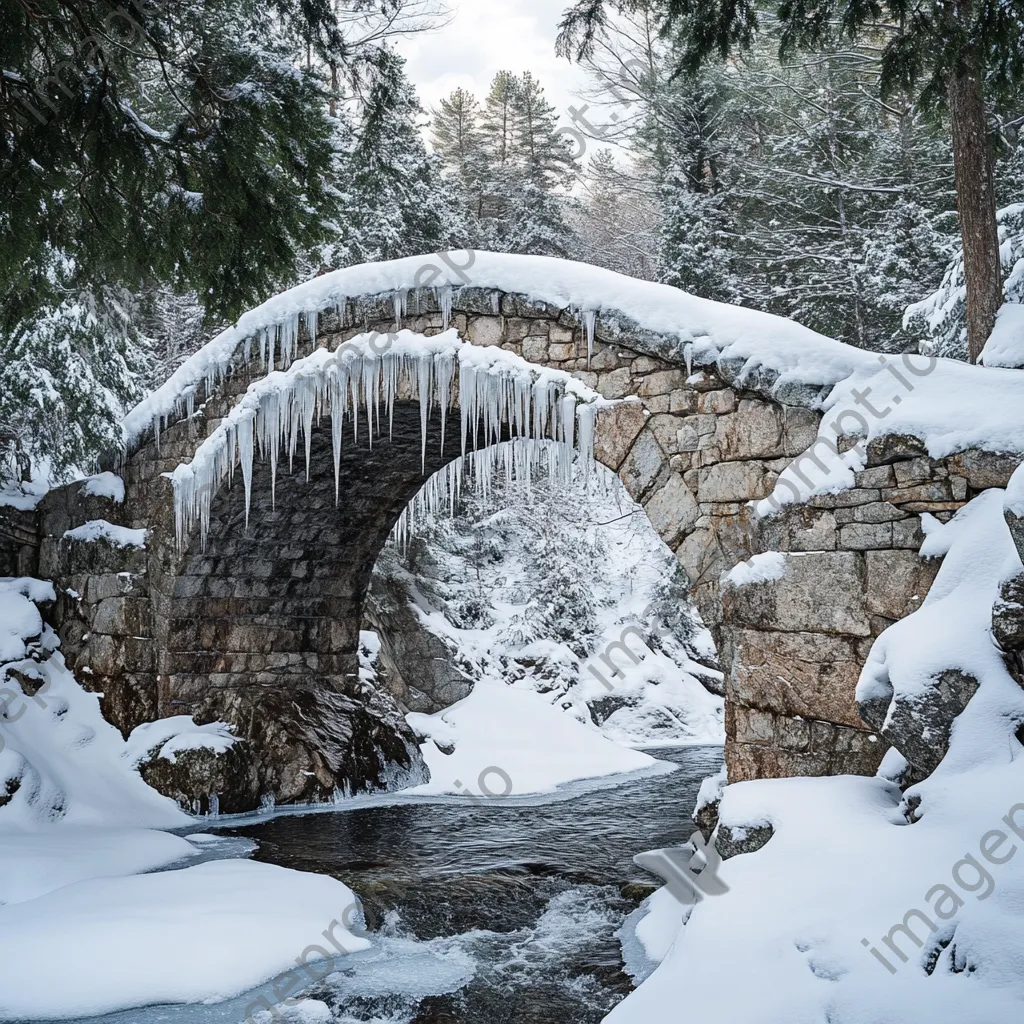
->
394, 0, 591, 134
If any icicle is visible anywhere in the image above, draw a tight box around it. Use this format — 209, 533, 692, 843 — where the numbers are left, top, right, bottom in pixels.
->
305, 309, 318, 350
683, 341, 694, 377
577, 403, 595, 483
417, 353, 432, 472
558, 394, 576, 483
152, 414, 161, 456
490, 291, 501, 314
392, 290, 406, 330
583, 309, 597, 365
439, 285, 453, 330
237, 415, 254, 528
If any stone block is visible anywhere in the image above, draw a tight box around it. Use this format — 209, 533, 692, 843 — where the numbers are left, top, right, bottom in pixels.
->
597, 367, 633, 399
864, 549, 938, 619
726, 628, 869, 728
638, 369, 687, 396
594, 402, 646, 471
669, 390, 699, 414
643, 473, 700, 546
618, 430, 668, 500
721, 550, 870, 636
715, 400, 785, 460
854, 465, 896, 488
839, 522, 892, 550
782, 407, 821, 456
893, 457, 932, 487
949, 449, 1023, 490
698, 389, 736, 414
757, 505, 837, 552
882, 481, 952, 504
521, 336, 547, 362
549, 342, 575, 361
697, 461, 772, 502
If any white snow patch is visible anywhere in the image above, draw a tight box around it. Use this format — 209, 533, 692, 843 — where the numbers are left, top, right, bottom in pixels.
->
0, 860, 370, 1019
404, 682, 658, 796
63, 519, 148, 548
722, 551, 787, 588
80, 471, 126, 502
125, 715, 237, 766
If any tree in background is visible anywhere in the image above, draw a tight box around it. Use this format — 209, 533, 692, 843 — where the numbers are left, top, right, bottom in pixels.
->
431, 70, 578, 256
558, 0, 1024, 362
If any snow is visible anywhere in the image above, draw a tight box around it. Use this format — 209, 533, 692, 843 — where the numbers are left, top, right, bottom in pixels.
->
125, 715, 237, 766
756, 354, 1024, 514
123, 250, 852, 450
404, 681, 658, 797
722, 551, 788, 588
0, 826, 196, 905
0, 859, 371, 1020
375, 449, 724, 751
0, 477, 48, 511
0, 579, 186, 829
170, 328, 605, 552
614, 470, 1024, 1023
80, 470, 126, 502
984, 302, 1024, 369
63, 518, 148, 548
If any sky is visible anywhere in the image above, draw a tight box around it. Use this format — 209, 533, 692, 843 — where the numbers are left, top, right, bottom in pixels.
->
394, 0, 591, 135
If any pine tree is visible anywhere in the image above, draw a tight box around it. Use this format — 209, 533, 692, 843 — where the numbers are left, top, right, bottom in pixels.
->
321, 54, 461, 268
513, 72, 576, 191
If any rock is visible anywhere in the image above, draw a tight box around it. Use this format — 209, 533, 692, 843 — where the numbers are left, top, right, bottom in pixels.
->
715, 821, 774, 860
618, 429, 668, 500
594, 401, 647, 471
993, 571, 1024, 686
643, 473, 701, 546
715, 400, 785, 460
721, 551, 871, 637
863, 668, 979, 775
697, 461, 773, 502
865, 433, 928, 466
725, 628, 871, 730
137, 737, 261, 815
365, 574, 473, 713
864, 550, 938, 620
949, 449, 1023, 490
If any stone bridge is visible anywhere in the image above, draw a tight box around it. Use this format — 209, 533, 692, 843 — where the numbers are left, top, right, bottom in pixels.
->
5, 253, 1021, 810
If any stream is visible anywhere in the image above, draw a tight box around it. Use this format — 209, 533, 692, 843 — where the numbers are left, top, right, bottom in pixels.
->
53, 745, 722, 1024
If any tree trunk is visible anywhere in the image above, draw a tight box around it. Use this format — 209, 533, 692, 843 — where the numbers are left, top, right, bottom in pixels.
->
948, 67, 1002, 364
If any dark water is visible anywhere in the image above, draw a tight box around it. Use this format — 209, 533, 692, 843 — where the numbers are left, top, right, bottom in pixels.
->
34, 746, 722, 1024
220, 745, 723, 1024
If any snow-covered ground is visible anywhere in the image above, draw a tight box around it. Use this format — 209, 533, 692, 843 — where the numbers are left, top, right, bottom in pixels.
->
614, 470, 1024, 1023
0, 578, 370, 1020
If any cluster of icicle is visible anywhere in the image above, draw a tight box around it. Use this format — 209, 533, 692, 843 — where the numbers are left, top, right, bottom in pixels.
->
171, 329, 601, 552
389, 438, 598, 553
142, 285, 603, 455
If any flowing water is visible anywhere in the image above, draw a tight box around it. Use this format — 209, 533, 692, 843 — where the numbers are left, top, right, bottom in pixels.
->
43, 746, 722, 1024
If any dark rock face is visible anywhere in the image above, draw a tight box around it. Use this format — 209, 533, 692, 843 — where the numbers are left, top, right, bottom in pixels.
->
365, 569, 473, 714
0, 506, 39, 578
716, 821, 774, 860
860, 668, 980, 776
